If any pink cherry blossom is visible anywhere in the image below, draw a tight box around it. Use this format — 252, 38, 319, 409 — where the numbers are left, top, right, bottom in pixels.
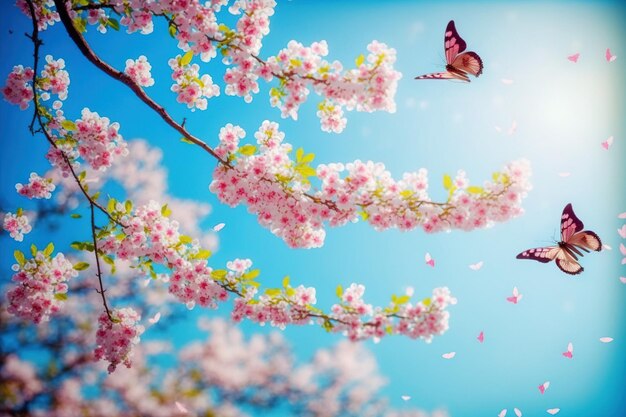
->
94, 307, 145, 373
6, 248, 77, 324
210, 121, 532, 248
168, 55, 220, 110
124, 55, 155, 87
16, 172, 56, 199
73, 108, 128, 171
3, 211, 32, 241
2, 65, 34, 110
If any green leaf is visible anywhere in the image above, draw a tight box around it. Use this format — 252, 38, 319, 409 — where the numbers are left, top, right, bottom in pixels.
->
422, 297, 431, 306
16, 207, 23, 216
355, 53, 365, 67
70, 213, 83, 219
192, 249, 212, 260
180, 137, 195, 145
107, 198, 117, 213
102, 255, 115, 266
218, 23, 230, 32
301, 153, 315, 164
161, 204, 171, 217
242, 269, 260, 280
61, 119, 76, 131
395, 295, 410, 305
296, 165, 316, 178
91, 191, 100, 201
14, 250, 25, 266
125, 200, 132, 213
211, 269, 228, 280
238, 144, 257, 156
296, 147, 304, 163
282, 275, 290, 288
74, 17, 87, 33
285, 287, 295, 297
336, 284, 343, 298
192, 77, 205, 88
70, 241, 85, 251
54, 293, 68, 301
322, 319, 334, 331
30, 244, 37, 257
180, 51, 194, 66
265, 288, 281, 297
443, 174, 453, 190
107, 18, 120, 31
73, 262, 90, 271
43, 243, 54, 257
467, 186, 484, 194
168, 24, 177, 38
179, 235, 193, 244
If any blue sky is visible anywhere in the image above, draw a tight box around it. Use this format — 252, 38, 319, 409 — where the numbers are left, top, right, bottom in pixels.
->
1, 1, 625, 416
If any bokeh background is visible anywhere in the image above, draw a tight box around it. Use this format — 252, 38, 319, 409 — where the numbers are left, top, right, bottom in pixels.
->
1, 1, 625, 416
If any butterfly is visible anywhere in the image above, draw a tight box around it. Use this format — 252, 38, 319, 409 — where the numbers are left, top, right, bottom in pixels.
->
516, 204, 602, 275
415, 20, 483, 82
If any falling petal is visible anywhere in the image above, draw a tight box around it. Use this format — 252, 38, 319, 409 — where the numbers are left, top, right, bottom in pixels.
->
401, 395, 411, 401
606, 48, 617, 62
539, 381, 550, 394
469, 261, 484, 271
514, 408, 522, 417
567, 53, 580, 62
442, 352, 456, 359
425, 252, 435, 267
498, 409, 508, 417
477, 331, 484, 343
175, 401, 188, 414
620, 244, 626, 255
601, 136, 614, 150
557, 172, 571, 177
501, 78, 514, 84
618, 212, 626, 219
406, 286, 415, 297
620, 277, 626, 284
563, 342, 573, 358
213, 222, 225, 232
547, 409, 560, 415
148, 312, 161, 325
508, 120, 518, 135
602, 244, 612, 250
600, 337, 614, 343
618, 225, 626, 239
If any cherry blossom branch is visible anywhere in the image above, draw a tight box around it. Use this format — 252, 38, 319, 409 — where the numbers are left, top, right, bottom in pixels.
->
24, 0, 121, 227
90, 203, 113, 321
53, 0, 228, 165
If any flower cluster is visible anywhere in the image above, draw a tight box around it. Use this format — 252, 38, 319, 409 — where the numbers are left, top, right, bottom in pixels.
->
38, 55, 70, 101
3, 211, 32, 242
2, 65, 34, 110
16, 172, 56, 199
94, 308, 145, 373
168, 55, 220, 110
332, 286, 457, 342
210, 122, 533, 248
6, 247, 77, 324
124, 55, 155, 87
16, 0, 59, 31
73, 108, 128, 171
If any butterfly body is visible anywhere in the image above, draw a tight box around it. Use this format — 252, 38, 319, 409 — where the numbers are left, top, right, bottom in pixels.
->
516, 204, 602, 275
415, 20, 483, 82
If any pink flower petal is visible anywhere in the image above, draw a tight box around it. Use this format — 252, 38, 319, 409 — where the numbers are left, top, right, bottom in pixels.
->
600, 337, 614, 343
547, 409, 560, 415
213, 222, 225, 232
401, 395, 411, 401
175, 401, 188, 414
469, 261, 484, 271
618, 212, 626, 219
619, 225, 626, 239
567, 53, 580, 62
477, 331, 484, 343
619, 276, 626, 284
514, 408, 522, 417
498, 409, 508, 417
442, 351, 456, 359
606, 48, 617, 62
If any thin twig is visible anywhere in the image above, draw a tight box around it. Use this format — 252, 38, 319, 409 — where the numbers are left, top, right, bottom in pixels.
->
90, 203, 113, 320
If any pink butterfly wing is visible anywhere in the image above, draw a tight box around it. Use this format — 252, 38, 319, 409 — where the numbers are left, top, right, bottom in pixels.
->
561, 204, 584, 242
415, 71, 457, 80
516, 246, 560, 263
451, 51, 484, 77
555, 256, 583, 275
444, 20, 467, 64
568, 230, 602, 252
